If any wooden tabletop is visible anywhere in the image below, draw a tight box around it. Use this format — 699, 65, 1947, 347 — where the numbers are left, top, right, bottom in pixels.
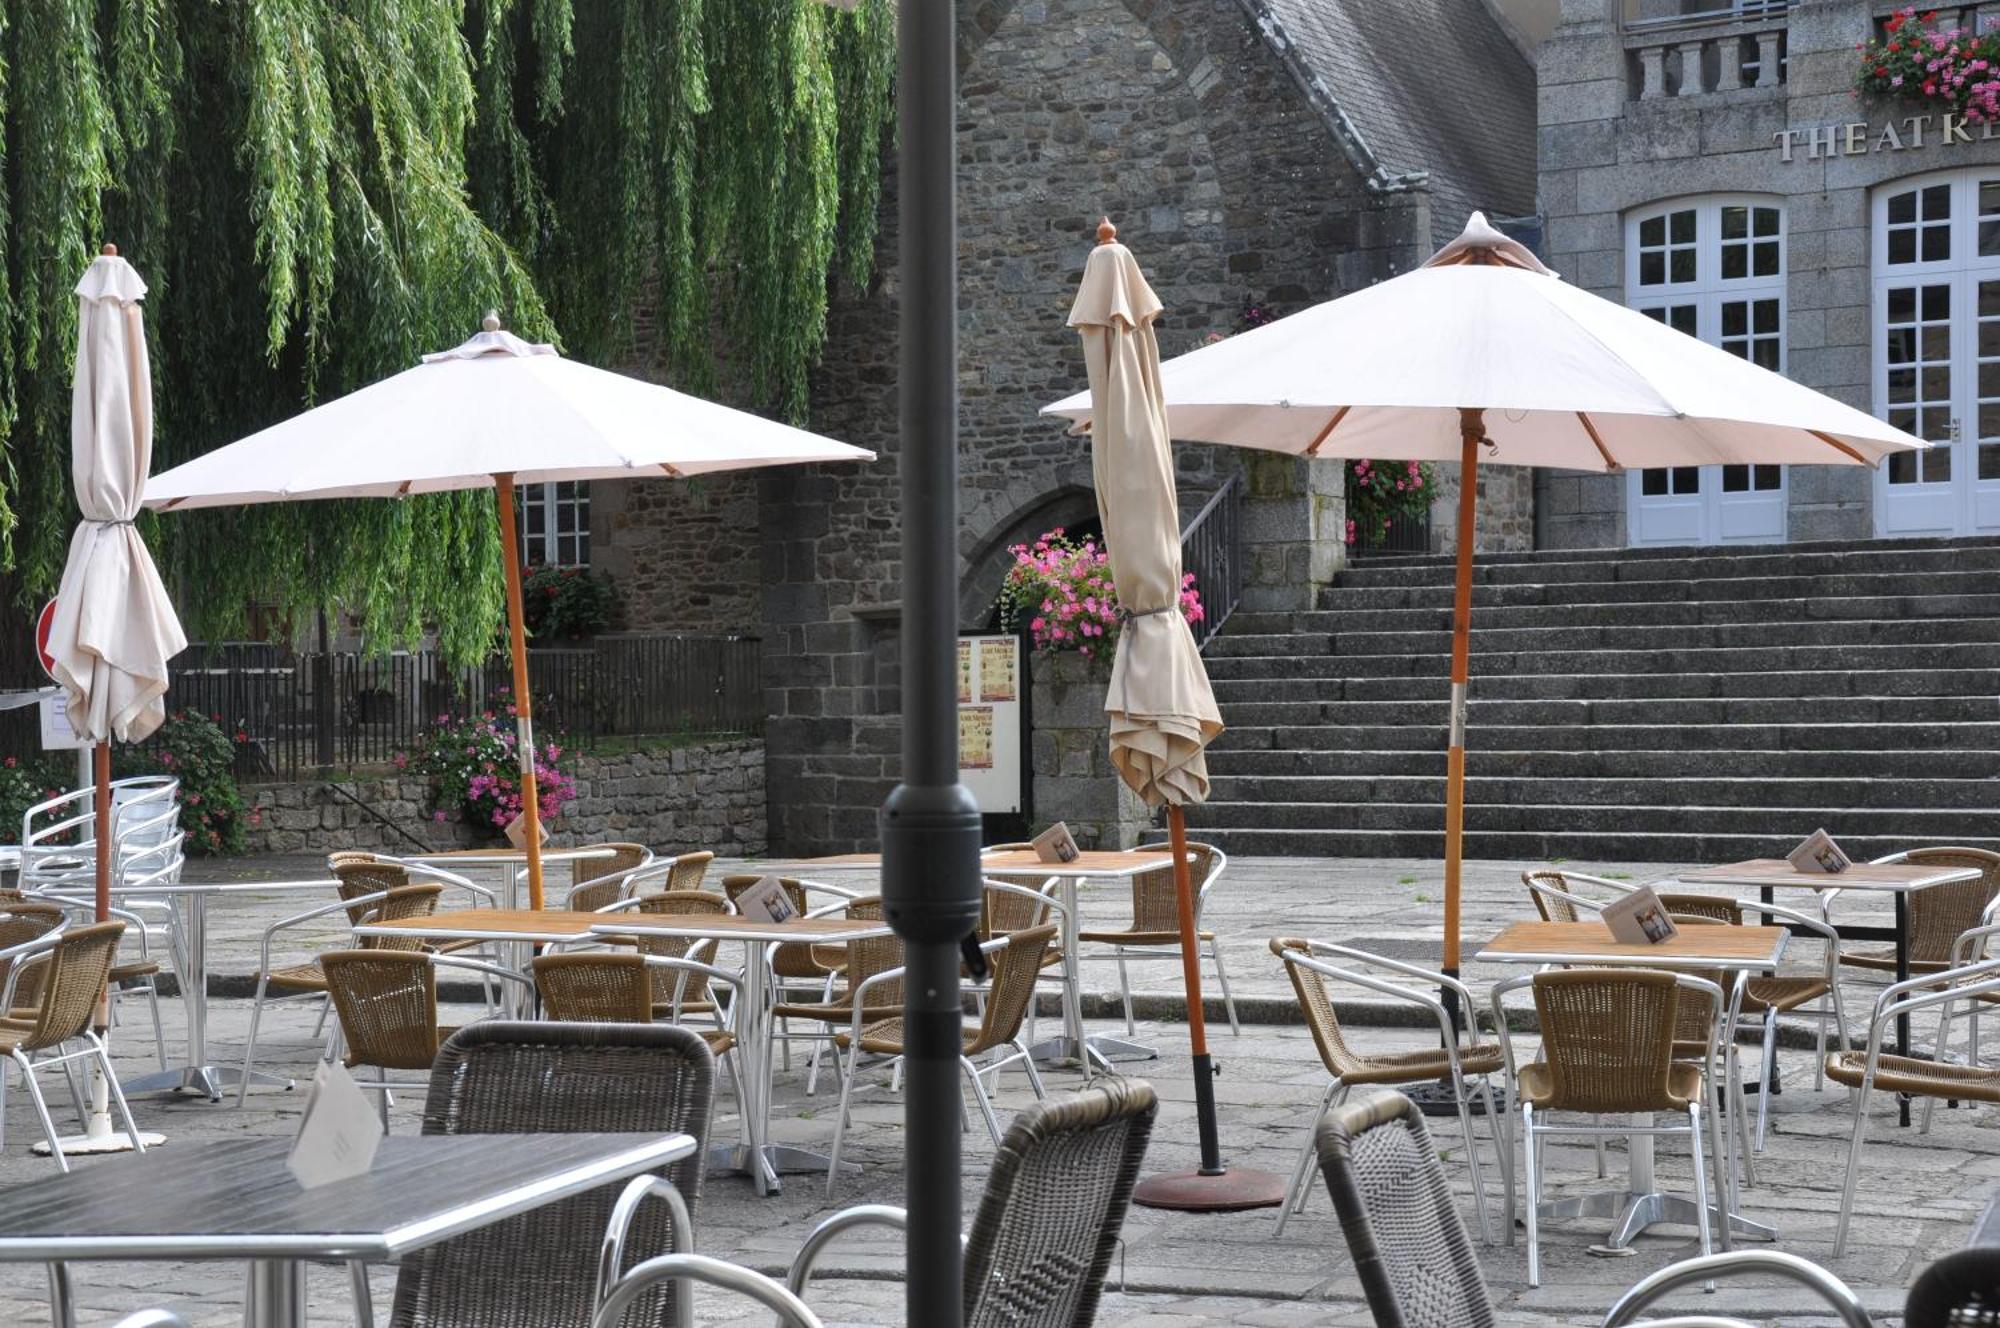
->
0, 1133, 691, 1262
1476, 920, 1788, 971
1675, 858, 1982, 893
354, 908, 605, 941
590, 913, 894, 946
765, 849, 1174, 879
408, 846, 614, 863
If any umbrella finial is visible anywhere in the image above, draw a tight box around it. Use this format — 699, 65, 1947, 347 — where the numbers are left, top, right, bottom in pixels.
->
1096, 217, 1117, 245
100, 243, 117, 257
482, 309, 502, 333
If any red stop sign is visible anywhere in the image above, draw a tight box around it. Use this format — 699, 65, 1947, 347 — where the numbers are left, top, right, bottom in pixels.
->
34, 599, 56, 680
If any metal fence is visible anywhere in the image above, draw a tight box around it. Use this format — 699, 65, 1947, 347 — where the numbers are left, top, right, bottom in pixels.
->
148, 633, 762, 779
1349, 510, 1433, 560
1181, 473, 1244, 649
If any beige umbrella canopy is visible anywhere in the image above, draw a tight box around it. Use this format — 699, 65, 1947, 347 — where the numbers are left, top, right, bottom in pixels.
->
1066, 220, 1278, 1212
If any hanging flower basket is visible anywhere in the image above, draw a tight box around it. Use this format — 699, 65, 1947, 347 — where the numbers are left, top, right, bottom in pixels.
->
1856, 8, 2000, 122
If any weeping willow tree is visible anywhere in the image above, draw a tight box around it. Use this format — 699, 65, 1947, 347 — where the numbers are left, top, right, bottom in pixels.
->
0, 0, 893, 664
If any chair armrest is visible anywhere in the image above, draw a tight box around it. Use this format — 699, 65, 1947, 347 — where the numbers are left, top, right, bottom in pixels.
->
1952, 921, 2000, 967
1557, 871, 1638, 895
255, 889, 397, 974
795, 878, 861, 902
110, 1312, 192, 1328
1527, 882, 1607, 917
592, 1175, 697, 1325
594, 1253, 821, 1328
1729, 897, 1838, 940
786, 1203, 960, 1299
1605, 1250, 1871, 1328
1278, 948, 1466, 1057
1277, 939, 1490, 1040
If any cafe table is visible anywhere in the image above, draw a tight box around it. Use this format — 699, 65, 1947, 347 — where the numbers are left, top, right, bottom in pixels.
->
353, 908, 607, 1016
3, 1132, 694, 1328
1673, 857, 1981, 1126
1476, 919, 1789, 1248
402, 845, 619, 910
764, 849, 1181, 1076
588, 911, 893, 1196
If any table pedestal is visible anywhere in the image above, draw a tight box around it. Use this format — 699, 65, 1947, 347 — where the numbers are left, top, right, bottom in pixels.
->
1026, 876, 1157, 1076
246, 1259, 306, 1327
1536, 1125, 1775, 1248
118, 894, 292, 1103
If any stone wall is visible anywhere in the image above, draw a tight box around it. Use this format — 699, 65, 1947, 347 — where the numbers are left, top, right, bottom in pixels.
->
1029, 652, 1155, 850
592, 476, 762, 634
760, 0, 1437, 853
242, 738, 767, 859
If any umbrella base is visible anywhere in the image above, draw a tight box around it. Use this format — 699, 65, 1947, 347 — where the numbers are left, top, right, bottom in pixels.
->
33, 1110, 165, 1156
1132, 1167, 1285, 1212
1405, 1078, 1492, 1118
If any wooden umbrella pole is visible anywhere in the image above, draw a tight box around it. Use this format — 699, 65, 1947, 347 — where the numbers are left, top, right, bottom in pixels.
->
1168, 801, 1223, 1175
1442, 409, 1484, 1024
492, 474, 546, 910
92, 741, 112, 1033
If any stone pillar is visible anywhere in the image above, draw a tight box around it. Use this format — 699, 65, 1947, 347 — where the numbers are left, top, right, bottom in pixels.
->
1238, 451, 1346, 613
1029, 652, 1153, 851
1675, 41, 1706, 96
1637, 44, 1668, 101
1755, 30, 1782, 87
1715, 36, 1744, 93
1433, 462, 1537, 556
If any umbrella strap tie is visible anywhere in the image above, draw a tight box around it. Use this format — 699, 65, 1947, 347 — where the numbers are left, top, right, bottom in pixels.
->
93, 519, 136, 529
1112, 605, 1175, 716
1114, 605, 1171, 623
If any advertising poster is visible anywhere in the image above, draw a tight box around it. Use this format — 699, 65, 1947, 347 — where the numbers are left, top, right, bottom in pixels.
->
957, 633, 1023, 813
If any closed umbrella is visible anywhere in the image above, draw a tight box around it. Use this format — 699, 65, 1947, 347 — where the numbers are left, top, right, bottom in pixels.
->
1047, 212, 1926, 1005
146, 315, 872, 913
41, 243, 183, 1155
1067, 220, 1280, 1211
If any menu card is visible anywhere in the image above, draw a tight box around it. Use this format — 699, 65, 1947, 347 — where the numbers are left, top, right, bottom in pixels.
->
735, 875, 797, 924
503, 811, 548, 851
1601, 885, 1680, 946
1031, 821, 1080, 865
1786, 828, 1852, 875
288, 1060, 384, 1189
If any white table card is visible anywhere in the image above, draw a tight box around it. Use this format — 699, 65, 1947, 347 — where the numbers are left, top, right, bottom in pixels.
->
1601, 885, 1680, 946
1031, 821, 1080, 865
735, 875, 797, 925
1786, 828, 1852, 875
287, 1060, 384, 1189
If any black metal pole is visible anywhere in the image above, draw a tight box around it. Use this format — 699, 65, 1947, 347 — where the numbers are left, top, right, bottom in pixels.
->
884, 6, 983, 1327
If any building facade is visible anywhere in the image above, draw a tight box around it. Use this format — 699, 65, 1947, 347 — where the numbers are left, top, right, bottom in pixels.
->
1539, 0, 2000, 548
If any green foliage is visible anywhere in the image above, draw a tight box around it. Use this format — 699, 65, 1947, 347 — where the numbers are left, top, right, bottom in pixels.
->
400, 692, 579, 837
522, 564, 618, 639
117, 710, 249, 856
0, 1, 895, 661
1345, 458, 1438, 549
0, 755, 74, 847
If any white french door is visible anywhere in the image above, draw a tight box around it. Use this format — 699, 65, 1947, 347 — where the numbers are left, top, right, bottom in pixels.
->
1873, 173, 2000, 538
1626, 198, 1789, 546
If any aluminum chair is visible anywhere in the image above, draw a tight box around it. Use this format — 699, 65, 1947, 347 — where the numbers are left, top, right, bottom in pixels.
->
1834, 848, 2000, 977
1076, 840, 1239, 1035
1270, 938, 1505, 1242
0, 922, 147, 1172
1493, 968, 1731, 1288
1521, 868, 1632, 922
1605, 1249, 1872, 1327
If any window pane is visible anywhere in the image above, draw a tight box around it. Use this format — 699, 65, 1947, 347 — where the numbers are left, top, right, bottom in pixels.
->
1983, 281, 2000, 317
1753, 300, 1779, 334
1923, 326, 1952, 361
1642, 468, 1668, 496
1923, 224, 1952, 262
1722, 303, 1747, 337
1722, 464, 1749, 492
1889, 368, 1917, 403
1889, 190, 1917, 224
1981, 401, 2000, 437
1888, 327, 1918, 365
1889, 287, 1916, 322
1924, 183, 1952, 216
1640, 215, 1665, 247
1670, 305, 1697, 335
1982, 362, 2000, 398
1924, 366, 1952, 400
1669, 249, 1696, 283
1640, 252, 1664, 286
1753, 207, 1779, 237
1722, 246, 1747, 280
1890, 229, 1917, 265
1641, 306, 1664, 323
1925, 284, 1952, 319
1721, 206, 1748, 240
1670, 210, 1696, 243
1753, 241, 1779, 276
1983, 443, 2000, 479
1982, 321, 2000, 358
1925, 446, 1954, 481
1753, 339, 1780, 370
1890, 451, 1917, 484
1980, 220, 2000, 258
1922, 406, 1954, 440
1755, 465, 1781, 490
1672, 466, 1701, 494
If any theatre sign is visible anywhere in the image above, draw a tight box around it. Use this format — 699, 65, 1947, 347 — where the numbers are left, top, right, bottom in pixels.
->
1776, 111, 2000, 162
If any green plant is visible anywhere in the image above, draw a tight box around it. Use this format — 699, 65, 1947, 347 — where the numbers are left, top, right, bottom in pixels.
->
1346, 458, 1437, 549
0, 756, 74, 847
118, 711, 251, 856
1396, 874, 1418, 885
399, 690, 579, 836
522, 564, 618, 640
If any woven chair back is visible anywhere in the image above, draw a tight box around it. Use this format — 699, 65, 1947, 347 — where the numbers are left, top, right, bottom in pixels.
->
572, 843, 650, 889
0, 904, 66, 1007
1657, 915, 1725, 1046
322, 950, 440, 1072
1315, 1090, 1495, 1328
1903, 847, 2000, 965
983, 881, 1052, 937
630, 890, 728, 1006
1273, 937, 1368, 1079
1126, 842, 1221, 934
663, 851, 715, 894
534, 952, 653, 1023
971, 924, 1058, 1054
360, 884, 445, 953
567, 874, 629, 913
391, 1021, 713, 1328
1530, 968, 1685, 1114
722, 874, 825, 980
18, 921, 124, 1052
840, 896, 902, 1008
331, 854, 410, 927
1661, 893, 1741, 925
963, 1077, 1157, 1327
1522, 870, 1580, 923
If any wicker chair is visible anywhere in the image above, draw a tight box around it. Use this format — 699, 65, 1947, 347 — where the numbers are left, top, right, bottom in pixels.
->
1522, 869, 1632, 922
532, 950, 738, 1059
1908, 1246, 2000, 1327
600, 890, 732, 1027
719, 874, 859, 1072
372, 1021, 714, 1328
237, 882, 444, 1106
573, 842, 653, 890
772, 896, 903, 1095
822, 923, 1056, 1196
1827, 955, 2000, 1257
1313, 1090, 1496, 1328
1492, 968, 1730, 1287
0, 902, 65, 1012
1076, 841, 1238, 1036
1270, 938, 1505, 1242
785, 1078, 1157, 1326
1835, 847, 2000, 976
0, 922, 146, 1172
1606, 1249, 1873, 1327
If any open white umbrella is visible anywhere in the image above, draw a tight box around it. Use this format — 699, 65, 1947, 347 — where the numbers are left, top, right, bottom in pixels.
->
1066, 221, 1278, 1211
1046, 212, 1926, 993
147, 314, 873, 910
41, 243, 183, 1156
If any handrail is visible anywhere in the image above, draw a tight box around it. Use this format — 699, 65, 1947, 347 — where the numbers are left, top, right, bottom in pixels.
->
1625, 1, 1790, 34
1179, 472, 1244, 650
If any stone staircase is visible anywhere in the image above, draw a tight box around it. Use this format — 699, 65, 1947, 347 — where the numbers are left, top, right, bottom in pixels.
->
1190, 535, 2000, 862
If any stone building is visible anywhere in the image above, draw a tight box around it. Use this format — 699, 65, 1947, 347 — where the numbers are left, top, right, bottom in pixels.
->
647, 0, 1537, 852
1539, 0, 2000, 548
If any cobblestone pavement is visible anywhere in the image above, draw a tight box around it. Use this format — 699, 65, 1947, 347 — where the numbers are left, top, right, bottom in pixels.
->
0, 853, 1972, 1325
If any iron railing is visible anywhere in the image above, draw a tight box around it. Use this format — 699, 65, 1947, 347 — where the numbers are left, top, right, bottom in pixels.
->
1349, 510, 1434, 560
134, 633, 762, 779
1180, 473, 1244, 649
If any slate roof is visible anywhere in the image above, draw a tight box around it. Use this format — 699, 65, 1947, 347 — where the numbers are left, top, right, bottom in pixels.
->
1253, 0, 1538, 248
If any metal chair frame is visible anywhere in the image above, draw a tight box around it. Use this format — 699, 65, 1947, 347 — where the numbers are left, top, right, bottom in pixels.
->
1605, 1249, 1872, 1327
0, 924, 147, 1173
1071, 840, 1238, 1036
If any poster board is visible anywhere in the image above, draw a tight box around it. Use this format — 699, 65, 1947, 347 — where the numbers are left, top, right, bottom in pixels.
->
958, 633, 1023, 814
38, 692, 85, 751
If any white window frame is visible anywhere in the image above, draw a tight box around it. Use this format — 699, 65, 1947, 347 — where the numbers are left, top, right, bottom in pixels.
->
1622, 195, 1790, 544
517, 480, 591, 567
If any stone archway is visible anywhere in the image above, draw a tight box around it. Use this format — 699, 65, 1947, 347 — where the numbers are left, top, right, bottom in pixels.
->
958, 482, 1101, 629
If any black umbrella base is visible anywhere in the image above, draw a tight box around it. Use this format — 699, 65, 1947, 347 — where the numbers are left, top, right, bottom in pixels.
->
1133, 1167, 1286, 1212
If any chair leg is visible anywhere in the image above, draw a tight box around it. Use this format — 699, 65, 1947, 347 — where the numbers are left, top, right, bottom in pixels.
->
1729, 1047, 1756, 1193
1115, 952, 1135, 1037
56, 1056, 87, 1128
312, 990, 332, 1039
1482, 1076, 1515, 1248
961, 1056, 1005, 1148
1275, 1081, 1340, 1236
375, 1067, 390, 1131
825, 1042, 864, 1200
1522, 1105, 1540, 1289
1688, 1103, 1714, 1261
348, 1260, 375, 1327
1593, 1115, 1607, 1178
1448, 1070, 1494, 1244
94, 1038, 146, 1157
238, 974, 272, 1108
16, 1051, 68, 1175
1754, 1008, 1779, 1153
1014, 1039, 1046, 1100
1833, 1081, 1871, 1259
1208, 939, 1240, 1036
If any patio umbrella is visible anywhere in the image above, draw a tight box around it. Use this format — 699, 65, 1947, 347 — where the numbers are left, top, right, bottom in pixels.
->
1066, 220, 1278, 1211
146, 314, 872, 909
1045, 212, 1925, 1001
41, 243, 183, 1155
